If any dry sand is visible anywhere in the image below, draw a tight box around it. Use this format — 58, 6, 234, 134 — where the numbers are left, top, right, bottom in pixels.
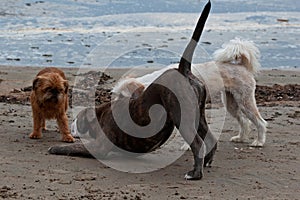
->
0, 65, 299, 199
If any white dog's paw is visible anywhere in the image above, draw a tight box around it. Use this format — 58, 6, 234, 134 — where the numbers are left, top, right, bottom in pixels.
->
250, 140, 264, 147
230, 135, 247, 143
180, 142, 191, 151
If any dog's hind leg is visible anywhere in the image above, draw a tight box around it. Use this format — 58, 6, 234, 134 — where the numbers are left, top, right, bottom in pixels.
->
180, 126, 206, 180
200, 114, 218, 167
164, 94, 205, 180
225, 92, 251, 143
163, 87, 206, 180
239, 92, 267, 147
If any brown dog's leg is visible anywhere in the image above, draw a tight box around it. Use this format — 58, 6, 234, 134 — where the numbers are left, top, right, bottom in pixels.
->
57, 113, 75, 143
29, 111, 43, 139
41, 118, 47, 131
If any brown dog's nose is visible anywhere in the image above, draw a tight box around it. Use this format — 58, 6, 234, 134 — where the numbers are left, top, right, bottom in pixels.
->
51, 89, 59, 95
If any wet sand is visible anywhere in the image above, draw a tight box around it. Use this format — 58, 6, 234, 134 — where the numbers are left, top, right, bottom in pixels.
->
0, 65, 299, 199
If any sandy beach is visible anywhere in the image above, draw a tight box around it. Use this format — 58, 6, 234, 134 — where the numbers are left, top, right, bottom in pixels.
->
0, 0, 299, 199
0, 65, 299, 199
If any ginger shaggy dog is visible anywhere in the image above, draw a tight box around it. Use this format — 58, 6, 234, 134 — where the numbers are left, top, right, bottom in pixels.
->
29, 67, 75, 142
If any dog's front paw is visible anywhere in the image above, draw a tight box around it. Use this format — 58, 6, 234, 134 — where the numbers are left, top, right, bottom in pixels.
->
48, 146, 61, 154
250, 140, 264, 147
230, 135, 247, 143
62, 134, 75, 143
29, 132, 42, 139
184, 169, 203, 180
48, 145, 73, 155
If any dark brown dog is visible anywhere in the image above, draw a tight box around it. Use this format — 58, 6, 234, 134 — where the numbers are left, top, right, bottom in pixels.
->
49, 1, 216, 180
29, 67, 75, 142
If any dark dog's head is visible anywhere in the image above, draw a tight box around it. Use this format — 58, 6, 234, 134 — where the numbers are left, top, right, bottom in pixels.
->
71, 107, 98, 139
70, 107, 114, 157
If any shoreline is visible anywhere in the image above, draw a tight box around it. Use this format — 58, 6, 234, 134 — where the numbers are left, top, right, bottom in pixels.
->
1, 65, 299, 91
1, 65, 299, 107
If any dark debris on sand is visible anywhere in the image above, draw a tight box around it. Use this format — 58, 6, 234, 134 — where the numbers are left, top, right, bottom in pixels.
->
0, 71, 114, 107
255, 84, 300, 105
69, 71, 114, 107
0, 72, 299, 107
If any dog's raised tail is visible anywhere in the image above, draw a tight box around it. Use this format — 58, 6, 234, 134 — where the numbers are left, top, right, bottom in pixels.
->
178, 0, 211, 76
213, 37, 261, 74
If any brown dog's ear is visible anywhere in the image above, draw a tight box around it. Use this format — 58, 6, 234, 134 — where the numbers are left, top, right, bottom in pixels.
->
32, 77, 39, 91
32, 76, 48, 90
32, 76, 43, 90
63, 80, 69, 94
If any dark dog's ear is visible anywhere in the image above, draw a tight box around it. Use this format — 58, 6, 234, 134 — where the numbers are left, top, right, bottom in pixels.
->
85, 108, 98, 139
76, 109, 90, 134
86, 108, 96, 123
76, 108, 98, 138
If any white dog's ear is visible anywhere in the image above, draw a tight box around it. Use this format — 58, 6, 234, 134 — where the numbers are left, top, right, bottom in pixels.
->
86, 108, 96, 123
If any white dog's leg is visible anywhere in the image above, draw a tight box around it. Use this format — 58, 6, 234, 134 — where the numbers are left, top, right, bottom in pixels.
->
250, 117, 267, 147
225, 92, 250, 143
230, 114, 251, 143
240, 95, 267, 147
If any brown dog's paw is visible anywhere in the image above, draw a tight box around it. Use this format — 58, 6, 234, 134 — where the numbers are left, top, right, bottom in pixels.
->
62, 134, 75, 143
29, 132, 42, 139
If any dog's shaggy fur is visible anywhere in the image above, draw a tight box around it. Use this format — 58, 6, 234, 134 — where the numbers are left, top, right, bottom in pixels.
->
113, 38, 268, 147
30, 67, 75, 143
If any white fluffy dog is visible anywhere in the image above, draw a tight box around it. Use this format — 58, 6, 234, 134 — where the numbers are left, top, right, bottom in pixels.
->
112, 38, 268, 147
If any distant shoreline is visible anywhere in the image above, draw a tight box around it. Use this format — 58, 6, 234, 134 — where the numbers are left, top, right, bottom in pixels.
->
1, 11, 299, 69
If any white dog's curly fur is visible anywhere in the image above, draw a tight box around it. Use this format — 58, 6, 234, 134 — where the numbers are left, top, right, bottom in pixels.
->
112, 38, 267, 147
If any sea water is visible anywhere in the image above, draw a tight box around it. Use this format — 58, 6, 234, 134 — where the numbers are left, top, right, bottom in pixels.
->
0, 0, 299, 69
